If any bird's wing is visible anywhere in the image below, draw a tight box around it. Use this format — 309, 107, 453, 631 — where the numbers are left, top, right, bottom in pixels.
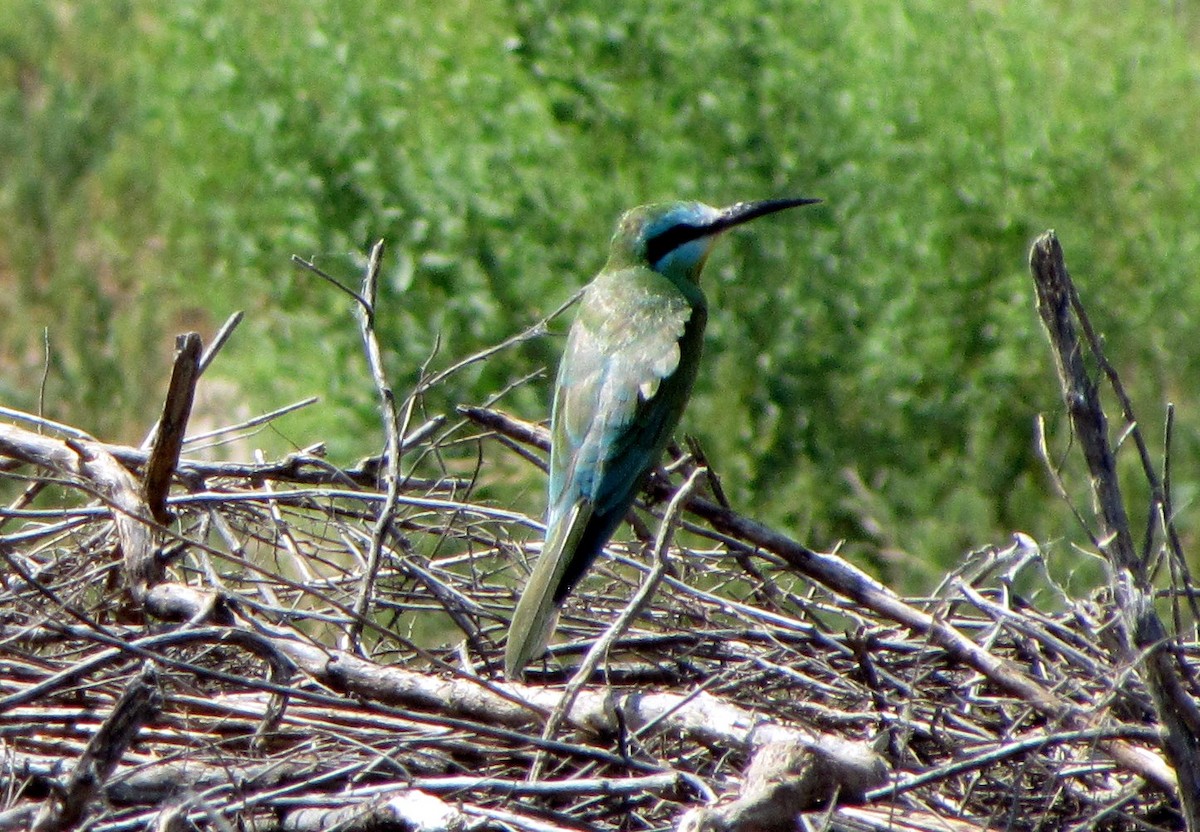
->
505, 268, 696, 678
550, 267, 694, 523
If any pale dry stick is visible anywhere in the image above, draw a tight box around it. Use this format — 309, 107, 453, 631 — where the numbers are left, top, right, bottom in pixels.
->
173, 487, 542, 533
460, 805, 579, 832
66, 424, 458, 493
0, 512, 90, 545
528, 468, 707, 782
1159, 404, 1200, 628
182, 396, 320, 449
4, 432, 868, 821
197, 311, 244, 375
289, 253, 370, 309
0, 406, 96, 441
605, 549, 823, 638
1064, 786, 1152, 832
290, 248, 425, 455
38, 328, 50, 422
320, 239, 404, 653
218, 766, 447, 832
627, 659, 741, 745
422, 369, 550, 479
201, 507, 244, 590
0, 523, 116, 649
953, 580, 1101, 674
673, 497, 1180, 792
760, 532, 1174, 788
1066, 258, 1191, 581
339, 531, 486, 621
160, 427, 535, 705
0, 627, 240, 712
353, 412, 452, 499
254, 448, 315, 585
0, 622, 596, 762
1148, 405, 1176, 584
140, 312, 243, 458
3, 390, 187, 617
5, 328, 58, 517
1033, 414, 1103, 552
338, 521, 494, 659
458, 404, 548, 450
866, 725, 1158, 802
396, 415, 446, 450
399, 297, 584, 502
417, 287, 584, 396
0, 423, 440, 663
210, 767, 685, 832
290, 772, 686, 800
0, 424, 159, 603
256, 777, 688, 832
175, 482, 544, 638
1031, 233, 1137, 572
139, 312, 243, 452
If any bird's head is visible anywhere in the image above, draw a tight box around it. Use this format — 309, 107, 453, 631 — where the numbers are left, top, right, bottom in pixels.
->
607, 197, 820, 284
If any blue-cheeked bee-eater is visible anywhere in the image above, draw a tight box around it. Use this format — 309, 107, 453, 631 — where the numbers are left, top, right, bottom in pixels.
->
504, 197, 820, 679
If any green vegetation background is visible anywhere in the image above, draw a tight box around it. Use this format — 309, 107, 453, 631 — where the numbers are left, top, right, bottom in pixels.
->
2, 1, 1198, 591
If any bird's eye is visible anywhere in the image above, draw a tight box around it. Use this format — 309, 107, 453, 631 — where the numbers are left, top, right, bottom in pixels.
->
645, 223, 707, 266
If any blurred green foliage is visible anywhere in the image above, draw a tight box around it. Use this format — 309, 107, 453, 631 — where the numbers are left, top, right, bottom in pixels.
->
2, 1, 1199, 589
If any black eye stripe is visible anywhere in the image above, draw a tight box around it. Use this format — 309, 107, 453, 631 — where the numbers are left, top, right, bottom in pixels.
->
645, 223, 710, 266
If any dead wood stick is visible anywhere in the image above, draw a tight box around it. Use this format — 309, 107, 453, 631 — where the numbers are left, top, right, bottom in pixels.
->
347, 239, 400, 653
695, 498, 1176, 792
1030, 233, 1138, 573
197, 310, 244, 374
1030, 230, 1199, 824
138, 311, 240, 453
117, 435, 458, 491
30, 663, 160, 832
458, 404, 548, 450
144, 333, 202, 525
0, 424, 158, 602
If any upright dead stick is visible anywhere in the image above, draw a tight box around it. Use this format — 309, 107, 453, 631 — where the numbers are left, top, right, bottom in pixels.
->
1030, 233, 1138, 573
349, 240, 403, 653
144, 333, 202, 525
1030, 230, 1199, 826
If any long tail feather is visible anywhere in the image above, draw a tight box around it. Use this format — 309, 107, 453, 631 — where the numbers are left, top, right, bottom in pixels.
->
505, 502, 591, 679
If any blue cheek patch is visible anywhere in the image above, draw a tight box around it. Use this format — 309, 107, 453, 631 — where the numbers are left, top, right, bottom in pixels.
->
653, 238, 714, 280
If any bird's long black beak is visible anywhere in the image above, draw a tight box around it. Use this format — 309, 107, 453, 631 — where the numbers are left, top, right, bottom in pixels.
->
710, 197, 821, 233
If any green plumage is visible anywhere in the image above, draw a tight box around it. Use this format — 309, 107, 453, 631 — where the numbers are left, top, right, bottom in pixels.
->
505, 198, 817, 679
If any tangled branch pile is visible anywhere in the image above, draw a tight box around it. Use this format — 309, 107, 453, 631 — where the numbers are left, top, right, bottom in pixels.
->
0, 234, 1196, 831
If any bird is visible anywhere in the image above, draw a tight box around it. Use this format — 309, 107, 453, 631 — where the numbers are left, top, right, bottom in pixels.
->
504, 197, 820, 679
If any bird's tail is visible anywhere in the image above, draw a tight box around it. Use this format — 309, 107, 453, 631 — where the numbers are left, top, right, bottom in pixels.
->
505, 502, 590, 679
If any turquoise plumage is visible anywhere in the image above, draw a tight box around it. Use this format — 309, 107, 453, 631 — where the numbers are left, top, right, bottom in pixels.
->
505, 198, 818, 679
